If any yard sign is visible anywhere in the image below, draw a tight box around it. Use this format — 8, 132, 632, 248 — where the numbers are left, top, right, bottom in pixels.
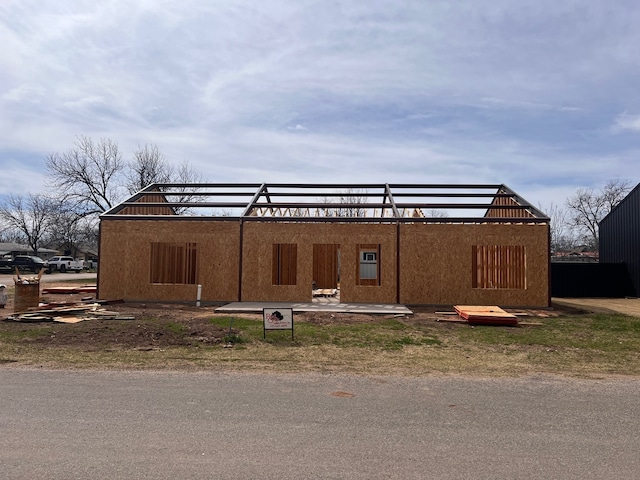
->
263, 308, 294, 340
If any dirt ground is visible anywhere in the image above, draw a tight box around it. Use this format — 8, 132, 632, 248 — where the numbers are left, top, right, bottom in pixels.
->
2, 287, 233, 349
0, 282, 563, 350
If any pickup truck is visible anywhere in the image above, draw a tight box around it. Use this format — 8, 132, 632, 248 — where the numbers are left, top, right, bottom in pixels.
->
47, 256, 84, 273
0, 255, 49, 273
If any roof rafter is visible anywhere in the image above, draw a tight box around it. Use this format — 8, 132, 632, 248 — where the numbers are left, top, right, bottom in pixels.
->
101, 183, 549, 224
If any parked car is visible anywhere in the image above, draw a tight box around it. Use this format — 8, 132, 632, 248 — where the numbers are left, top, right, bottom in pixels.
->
10, 255, 49, 273
0, 255, 13, 272
84, 258, 98, 270
47, 256, 84, 273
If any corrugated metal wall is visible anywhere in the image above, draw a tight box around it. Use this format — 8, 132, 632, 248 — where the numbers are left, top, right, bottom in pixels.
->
551, 263, 635, 297
600, 184, 640, 297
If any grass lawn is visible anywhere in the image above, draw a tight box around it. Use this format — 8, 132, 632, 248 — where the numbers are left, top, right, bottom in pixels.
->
1, 308, 639, 377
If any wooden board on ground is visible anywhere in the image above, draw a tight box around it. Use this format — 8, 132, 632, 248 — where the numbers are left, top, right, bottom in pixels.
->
75, 286, 97, 293
435, 317, 468, 323
12, 314, 53, 322
42, 287, 78, 294
454, 305, 519, 326
53, 316, 87, 324
42, 285, 97, 294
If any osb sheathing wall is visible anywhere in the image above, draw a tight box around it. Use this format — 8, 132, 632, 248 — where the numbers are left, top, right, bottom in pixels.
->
241, 222, 397, 303
118, 194, 176, 216
100, 218, 548, 306
399, 223, 549, 307
486, 195, 535, 219
99, 220, 240, 302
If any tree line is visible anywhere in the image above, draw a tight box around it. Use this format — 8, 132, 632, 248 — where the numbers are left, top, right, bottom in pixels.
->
545, 178, 631, 253
0, 135, 202, 256
0, 135, 633, 256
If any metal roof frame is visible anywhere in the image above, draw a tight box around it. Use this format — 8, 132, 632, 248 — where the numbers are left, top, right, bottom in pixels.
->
100, 183, 549, 223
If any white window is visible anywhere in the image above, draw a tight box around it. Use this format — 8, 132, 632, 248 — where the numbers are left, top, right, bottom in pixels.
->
358, 245, 380, 285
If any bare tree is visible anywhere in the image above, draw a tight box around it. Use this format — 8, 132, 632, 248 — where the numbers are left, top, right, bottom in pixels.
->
125, 145, 204, 214
318, 196, 338, 217
0, 194, 58, 256
45, 135, 125, 215
425, 208, 449, 218
43, 201, 93, 255
316, 189, 368, 217
320, 189, 368, 217
169, 160, 205, 214
46, 137, 205, 219
566, 179, 631, 249
539, 202, 578, 253
124, 144, 172, 194
0, 219, 24, 243
338, 189, 368, 217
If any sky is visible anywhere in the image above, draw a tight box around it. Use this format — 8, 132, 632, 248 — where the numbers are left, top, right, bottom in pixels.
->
1, 0, 640, 211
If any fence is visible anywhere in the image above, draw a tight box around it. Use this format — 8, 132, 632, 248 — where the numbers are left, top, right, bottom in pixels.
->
551, 262, 635, 298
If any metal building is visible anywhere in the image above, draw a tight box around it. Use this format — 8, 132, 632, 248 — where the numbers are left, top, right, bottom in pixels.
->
600, 183, 640, 297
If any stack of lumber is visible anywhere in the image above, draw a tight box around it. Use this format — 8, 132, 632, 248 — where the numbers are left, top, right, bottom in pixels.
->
14, 271, 43, 284
4, 302, 133, 323
312, 288, 338, 297
453, 305, 519, 326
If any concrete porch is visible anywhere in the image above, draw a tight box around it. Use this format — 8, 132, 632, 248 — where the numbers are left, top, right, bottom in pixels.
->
215, 301, 413, 315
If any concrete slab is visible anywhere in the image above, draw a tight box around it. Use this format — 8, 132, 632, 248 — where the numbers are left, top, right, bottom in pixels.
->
215, 301, 413, 315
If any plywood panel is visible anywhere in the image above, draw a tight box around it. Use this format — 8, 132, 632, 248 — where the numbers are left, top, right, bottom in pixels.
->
99, 220, 240, 302
313, 244, 339, 289
100, 217, 548, 307
485, 194, 534, 219
150, 242, 198, 284
472, 245, 526, 289
272, 243, 297, 285
241, 222, 397, 303
118, 193, 176, 216
399, 223, 548, 307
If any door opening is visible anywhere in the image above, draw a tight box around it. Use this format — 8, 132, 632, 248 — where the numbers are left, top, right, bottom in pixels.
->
312, 244, 340, 303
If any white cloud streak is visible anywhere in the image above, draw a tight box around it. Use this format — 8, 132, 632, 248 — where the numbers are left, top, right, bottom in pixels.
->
613, 113, 640, 133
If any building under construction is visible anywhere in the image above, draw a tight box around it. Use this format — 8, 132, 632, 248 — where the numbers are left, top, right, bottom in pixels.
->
98, 183, 550, 307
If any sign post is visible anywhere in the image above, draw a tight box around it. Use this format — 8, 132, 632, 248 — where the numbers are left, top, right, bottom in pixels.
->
263, 308, 294, 341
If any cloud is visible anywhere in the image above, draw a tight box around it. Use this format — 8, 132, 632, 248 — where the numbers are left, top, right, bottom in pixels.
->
612, 113, 640, 133
0, 0, 640, 207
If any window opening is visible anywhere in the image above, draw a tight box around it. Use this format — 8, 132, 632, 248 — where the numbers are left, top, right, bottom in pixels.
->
472, 245, 526, 289
358, 244, 380, 286
272, 244, 297, 285
150, 242, 198, 284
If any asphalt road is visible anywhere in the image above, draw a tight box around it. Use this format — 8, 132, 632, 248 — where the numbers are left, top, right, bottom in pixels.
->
0, 370, 638, 479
